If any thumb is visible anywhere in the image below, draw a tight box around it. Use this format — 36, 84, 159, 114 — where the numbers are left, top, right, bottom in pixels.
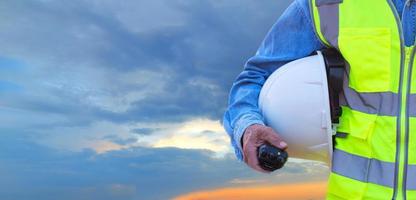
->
263, 129, 288, 150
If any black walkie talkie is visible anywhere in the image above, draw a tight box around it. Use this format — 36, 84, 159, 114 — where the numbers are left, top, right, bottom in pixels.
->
258, 144, 288, 171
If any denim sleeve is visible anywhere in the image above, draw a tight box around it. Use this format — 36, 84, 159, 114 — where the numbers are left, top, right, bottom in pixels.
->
223, 0, 325, 161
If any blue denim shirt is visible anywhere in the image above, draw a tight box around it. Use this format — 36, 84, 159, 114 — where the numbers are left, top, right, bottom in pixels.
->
223, 0, 416, 161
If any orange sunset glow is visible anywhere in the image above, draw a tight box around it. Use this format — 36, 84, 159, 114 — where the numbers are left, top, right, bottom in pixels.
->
174, 181, 327, 200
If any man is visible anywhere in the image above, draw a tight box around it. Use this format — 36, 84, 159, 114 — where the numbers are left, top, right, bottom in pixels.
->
223, 0, 416, 199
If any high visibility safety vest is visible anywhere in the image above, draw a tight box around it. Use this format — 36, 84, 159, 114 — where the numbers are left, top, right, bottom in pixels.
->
310, 0, 416, 199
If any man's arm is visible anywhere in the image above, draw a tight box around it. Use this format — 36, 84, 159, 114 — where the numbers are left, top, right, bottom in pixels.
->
223, 0, 325, 165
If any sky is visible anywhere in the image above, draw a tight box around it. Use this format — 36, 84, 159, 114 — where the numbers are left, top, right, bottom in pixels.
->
0, 0, 330, 199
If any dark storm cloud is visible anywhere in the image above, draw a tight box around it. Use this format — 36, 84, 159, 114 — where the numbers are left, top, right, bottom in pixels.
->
0, 0, 291, 127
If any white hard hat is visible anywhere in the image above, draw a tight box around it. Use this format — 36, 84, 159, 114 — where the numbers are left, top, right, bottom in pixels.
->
259, 51, 335, 165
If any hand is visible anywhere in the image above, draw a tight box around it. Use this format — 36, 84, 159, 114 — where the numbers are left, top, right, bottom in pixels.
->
242, 124, 288, 173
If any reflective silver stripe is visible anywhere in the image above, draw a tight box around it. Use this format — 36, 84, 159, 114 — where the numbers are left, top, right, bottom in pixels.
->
317, 3, 340, 48
410, 94, 416, 116
316, 0, 343, 7
334, 149, 416, 190
407, 94, 416, 117
340, 87, 399, 116
406, 165, 416, 190
339, 67, 399, 116
332, 149, 395, 188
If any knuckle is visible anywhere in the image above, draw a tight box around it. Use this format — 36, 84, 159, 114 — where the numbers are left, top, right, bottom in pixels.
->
255, 130, 264, 137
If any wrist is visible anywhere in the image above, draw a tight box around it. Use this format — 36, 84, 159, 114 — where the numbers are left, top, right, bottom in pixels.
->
242, 123, 264, 150
233, 114, 265, 156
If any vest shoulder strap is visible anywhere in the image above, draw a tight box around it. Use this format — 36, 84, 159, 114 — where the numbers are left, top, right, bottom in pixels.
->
310, 0, 341, 48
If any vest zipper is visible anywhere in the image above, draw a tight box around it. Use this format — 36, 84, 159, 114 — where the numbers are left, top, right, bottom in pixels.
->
388, 0, 407, 199
403, 2, 416, 198
403, 45, 415, 200
399, 46, 413, 200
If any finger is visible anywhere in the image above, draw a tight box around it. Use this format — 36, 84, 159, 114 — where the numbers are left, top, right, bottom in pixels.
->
243, 145, 249, 163
242, 138, 251, 163
245, 144, 270, 173
262, 129, 288, 150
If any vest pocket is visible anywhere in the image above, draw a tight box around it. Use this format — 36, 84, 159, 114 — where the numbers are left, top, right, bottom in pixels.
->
335, 107, 375, 157
339, 28, 391, 92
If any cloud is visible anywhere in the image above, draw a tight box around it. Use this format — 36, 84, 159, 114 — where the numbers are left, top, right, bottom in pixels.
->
103, 134, 138, 146
30, 117, 230, 157
24, 117, 230, 155
0, 0, 292, 163
0, 0, 291, 130
152, 119, 231, 156
0, 132, 329, 200
130, 128, 159, 136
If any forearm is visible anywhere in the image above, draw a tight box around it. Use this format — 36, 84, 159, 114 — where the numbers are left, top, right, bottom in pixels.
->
223, 64, 269, 160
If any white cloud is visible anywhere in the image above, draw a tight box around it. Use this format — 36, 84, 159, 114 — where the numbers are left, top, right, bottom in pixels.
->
151, 118, 231, 157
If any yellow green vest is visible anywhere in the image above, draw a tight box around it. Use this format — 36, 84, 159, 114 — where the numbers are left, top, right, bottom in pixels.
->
310, 0, 416, 199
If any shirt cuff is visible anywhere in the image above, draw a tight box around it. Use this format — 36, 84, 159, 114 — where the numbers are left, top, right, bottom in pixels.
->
233, 114, 265, 160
